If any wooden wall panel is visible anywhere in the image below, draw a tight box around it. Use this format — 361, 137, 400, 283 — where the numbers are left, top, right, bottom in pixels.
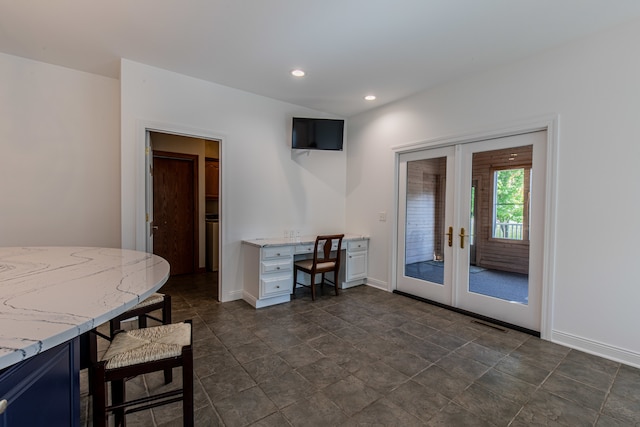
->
472, 145, 532, 274
405, 158, 446, 264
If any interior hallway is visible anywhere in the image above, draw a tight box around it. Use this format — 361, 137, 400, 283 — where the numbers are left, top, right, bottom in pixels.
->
81, 273, 640, 426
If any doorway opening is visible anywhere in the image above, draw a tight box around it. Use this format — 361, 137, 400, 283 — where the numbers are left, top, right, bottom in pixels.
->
146, 131, 221, 299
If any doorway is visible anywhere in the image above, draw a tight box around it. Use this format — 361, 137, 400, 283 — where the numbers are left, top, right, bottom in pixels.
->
396, 131, 547, 332
146, 131, 221, 298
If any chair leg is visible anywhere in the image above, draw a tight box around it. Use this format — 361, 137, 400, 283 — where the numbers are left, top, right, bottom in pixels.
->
162, 296, 173, 383
163, 295, 172, 325
182, 348, 194, 427
112, 378, 126, 426
292, 268, 297, 297
110, 319, 120, 337
92, 365, 108, 427
334, 271, 340, 296
310, 272, 316, 301
138, 313, 148, 329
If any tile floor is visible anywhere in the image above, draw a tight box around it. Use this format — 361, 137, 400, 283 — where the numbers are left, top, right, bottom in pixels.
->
81, 273, 640, 426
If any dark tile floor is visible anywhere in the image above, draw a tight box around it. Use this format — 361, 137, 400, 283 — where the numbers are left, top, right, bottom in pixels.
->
81, 273, 640, 426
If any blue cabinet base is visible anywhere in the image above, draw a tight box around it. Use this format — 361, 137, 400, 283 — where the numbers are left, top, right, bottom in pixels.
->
0, 338, 79, 426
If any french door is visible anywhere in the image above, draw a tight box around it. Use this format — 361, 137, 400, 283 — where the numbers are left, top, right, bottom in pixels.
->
396, 131, 547, 332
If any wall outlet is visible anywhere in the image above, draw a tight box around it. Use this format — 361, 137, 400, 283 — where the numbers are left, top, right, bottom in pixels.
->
378, 212, 387, 222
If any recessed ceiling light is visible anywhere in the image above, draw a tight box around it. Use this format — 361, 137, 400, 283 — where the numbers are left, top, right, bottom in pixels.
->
291, 69, 305, 77
364, 95, 376, 101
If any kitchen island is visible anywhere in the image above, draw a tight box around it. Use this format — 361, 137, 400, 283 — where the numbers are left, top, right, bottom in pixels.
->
0, 247, 170, 426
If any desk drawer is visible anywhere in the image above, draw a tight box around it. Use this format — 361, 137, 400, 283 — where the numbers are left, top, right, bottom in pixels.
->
347, 240, 367, 252
261, 276, 291, 296
295, 244, 315, 254
262, 246, 293, 259
261, 259, 292, 274
296, 241, 340, 254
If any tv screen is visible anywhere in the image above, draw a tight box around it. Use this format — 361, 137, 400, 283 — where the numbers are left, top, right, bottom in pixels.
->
292, 117, 344, 151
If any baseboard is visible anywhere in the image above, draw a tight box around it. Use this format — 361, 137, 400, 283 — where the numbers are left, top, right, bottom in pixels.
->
365, 278, 389, 291
220, 288, 244, 303
551, 329, 640, 369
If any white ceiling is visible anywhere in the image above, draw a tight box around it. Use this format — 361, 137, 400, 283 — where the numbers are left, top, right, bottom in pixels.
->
2, 0, 640, 117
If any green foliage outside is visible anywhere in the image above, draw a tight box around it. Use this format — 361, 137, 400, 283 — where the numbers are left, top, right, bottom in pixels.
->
494, 168, 524, 239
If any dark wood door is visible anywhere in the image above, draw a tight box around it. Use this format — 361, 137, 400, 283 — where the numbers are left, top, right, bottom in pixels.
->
153, 151, 198, 275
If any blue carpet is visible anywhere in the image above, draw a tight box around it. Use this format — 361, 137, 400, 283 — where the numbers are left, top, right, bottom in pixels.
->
405, 261, 528, 304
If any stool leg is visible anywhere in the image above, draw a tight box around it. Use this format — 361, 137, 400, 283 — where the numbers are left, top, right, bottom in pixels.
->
183, 348, 194, 427
163, 296, 173, 383
92, 364, 108, 427
138, 313, 148, 329
112, 378, 126, 426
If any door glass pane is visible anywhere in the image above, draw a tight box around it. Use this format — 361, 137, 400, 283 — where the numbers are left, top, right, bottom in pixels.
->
404, 157, 447, 285
468, 146, 531, 304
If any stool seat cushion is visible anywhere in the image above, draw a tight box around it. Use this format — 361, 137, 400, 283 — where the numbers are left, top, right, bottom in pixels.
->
295, 259, 336, 270
102, 323, 191, 369
134, 292, 165, 309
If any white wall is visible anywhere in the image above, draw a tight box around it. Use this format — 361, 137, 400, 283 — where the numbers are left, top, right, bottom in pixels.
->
120, 60, 347, 302
346, 18, 640, 367
0, 53, 120, 247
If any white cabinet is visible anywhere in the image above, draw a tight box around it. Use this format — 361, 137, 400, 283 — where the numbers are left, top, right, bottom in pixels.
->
243, 245, 293, 308
344, 239, 368, 287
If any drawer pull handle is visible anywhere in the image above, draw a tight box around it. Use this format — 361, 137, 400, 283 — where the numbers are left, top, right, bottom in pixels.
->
0, 399, 7, 414
276, 253, 281, 256
276, 266, 280, 270
276, 285, 280, 289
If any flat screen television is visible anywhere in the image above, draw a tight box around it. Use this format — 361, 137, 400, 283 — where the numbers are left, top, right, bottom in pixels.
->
291, 117, 344, 151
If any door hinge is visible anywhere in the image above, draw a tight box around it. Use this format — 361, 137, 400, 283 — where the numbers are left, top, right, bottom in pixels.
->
146, 213, 149, 222
146, 146, 150, 155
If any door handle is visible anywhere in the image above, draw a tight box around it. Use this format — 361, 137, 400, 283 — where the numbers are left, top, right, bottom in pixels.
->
459, 227, 469, 249
446, 226, 453, 247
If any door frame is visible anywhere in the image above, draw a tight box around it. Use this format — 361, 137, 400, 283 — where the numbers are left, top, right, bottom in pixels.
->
141, 121, 225, 301
391, 115, 559, 339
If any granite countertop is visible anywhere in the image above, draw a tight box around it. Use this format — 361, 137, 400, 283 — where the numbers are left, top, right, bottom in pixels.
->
242, 233, 368, 248
0, 247, 170, 370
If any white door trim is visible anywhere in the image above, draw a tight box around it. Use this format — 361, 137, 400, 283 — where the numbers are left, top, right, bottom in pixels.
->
392, 114, 559, 340
131, 119, 227, 301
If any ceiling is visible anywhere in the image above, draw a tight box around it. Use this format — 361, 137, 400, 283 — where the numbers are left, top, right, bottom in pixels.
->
2, 0, 640, 117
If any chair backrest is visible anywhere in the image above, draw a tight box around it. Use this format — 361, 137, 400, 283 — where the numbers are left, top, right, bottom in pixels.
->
312, 234, 345, 271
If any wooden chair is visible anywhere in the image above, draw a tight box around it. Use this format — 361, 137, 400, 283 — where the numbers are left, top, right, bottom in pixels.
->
90, 320, 194, 427
293, 234, 344, 301
80, 293, 173, 392
110, 293, 171, 337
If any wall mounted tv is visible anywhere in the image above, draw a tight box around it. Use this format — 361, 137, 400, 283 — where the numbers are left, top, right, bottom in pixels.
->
291, 117, 344, 151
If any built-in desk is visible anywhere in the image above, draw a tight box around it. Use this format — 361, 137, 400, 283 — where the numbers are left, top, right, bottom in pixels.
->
242, 234, 368, 308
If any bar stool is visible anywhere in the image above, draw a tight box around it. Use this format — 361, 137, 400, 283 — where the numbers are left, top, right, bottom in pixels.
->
110, 293, 171, 336
91, 320, 194, 427
81, 293, 173, 388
